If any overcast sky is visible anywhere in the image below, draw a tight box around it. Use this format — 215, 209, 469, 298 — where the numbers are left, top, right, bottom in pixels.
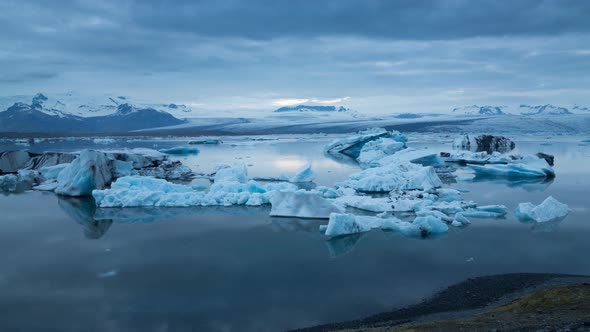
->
1, 0, 590, 114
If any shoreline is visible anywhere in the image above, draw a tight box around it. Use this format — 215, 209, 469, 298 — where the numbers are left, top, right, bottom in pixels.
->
293, 273, 590, 331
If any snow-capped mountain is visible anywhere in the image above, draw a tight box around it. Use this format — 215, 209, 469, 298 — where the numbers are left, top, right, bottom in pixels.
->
519, 104, 572, 115
0, 93, 185, 133
452, 105, 507, 116
274, 105, 350, 113
0, 92, 194, 119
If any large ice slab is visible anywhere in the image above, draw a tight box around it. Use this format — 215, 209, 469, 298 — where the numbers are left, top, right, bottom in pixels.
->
515, 196, 570, 223
270, 191, 344, 219
469, 156, 555, 178
323, 213, 449, 238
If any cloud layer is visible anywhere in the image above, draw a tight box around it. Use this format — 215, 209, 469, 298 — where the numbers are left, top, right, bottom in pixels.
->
1, 0, 589, 113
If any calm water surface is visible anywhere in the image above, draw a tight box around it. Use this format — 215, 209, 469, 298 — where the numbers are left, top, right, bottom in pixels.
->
0, 134, 589, 331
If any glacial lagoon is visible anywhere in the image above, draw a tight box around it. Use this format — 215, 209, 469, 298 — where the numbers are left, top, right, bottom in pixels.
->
1, 134, 589, 331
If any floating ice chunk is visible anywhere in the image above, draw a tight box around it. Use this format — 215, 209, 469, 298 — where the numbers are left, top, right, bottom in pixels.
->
515, 196, 570, 223
55, 150, 113, 196
33, 180, 59, 191
334, 195, 393, 212
375, 148, 443, 167
469, 156, 555, 178
314, 186, 340, 199
357, 138, 406, 165
346, 162, 442, 192
324, 213, 385, 237
0, 174, 17, 191
325, 128, 406, 159
93, 175, 297, 208
412, 215, 449, 235
453, 213, 471, 225
0, 169, 38, 192
112, 160, 135, 177
290, 163, 315, 182
39, 163, 70, 181
213, 163, 248, 183
159, 146, 199, 155
269, 191, 344, 219
416, 209, 452, 222
460, 210, 505, 219
475, 205, 507, 215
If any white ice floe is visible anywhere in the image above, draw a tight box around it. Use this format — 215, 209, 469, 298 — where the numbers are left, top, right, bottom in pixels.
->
269, 191, 344, 219
93, 163, 298, 208
469, 156, 555, 178
345, 162, 442, 192
515, 196, 570, 223
55, 150, 112, 196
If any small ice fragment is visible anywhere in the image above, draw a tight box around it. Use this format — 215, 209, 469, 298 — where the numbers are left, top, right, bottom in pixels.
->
514, 196, 570, 223
98, 270, 117, 278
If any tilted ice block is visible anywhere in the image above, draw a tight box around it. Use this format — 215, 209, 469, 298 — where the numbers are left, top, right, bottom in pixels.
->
55, 150, 113, 196
324, 128, 406, 158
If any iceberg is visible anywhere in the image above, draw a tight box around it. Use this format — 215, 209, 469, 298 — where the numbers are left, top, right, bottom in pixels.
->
324, 213, 382, 237
269, 191, 344, 219
159, 146, 200, 155
324, 128, 405, 158
93, 167, 298, 207
324, 213, 448, 238
0, 169, 39, 192
345, 162, 442, 192
515, 196, 570, 223
39, 163, 70, 181
289, 163, 316, 183
469, 156, 555, 178
357, 138, 406, 165
55, 150, 113, 196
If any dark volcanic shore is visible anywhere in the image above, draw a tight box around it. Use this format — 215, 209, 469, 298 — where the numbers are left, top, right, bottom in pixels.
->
292, 273, 590, 332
